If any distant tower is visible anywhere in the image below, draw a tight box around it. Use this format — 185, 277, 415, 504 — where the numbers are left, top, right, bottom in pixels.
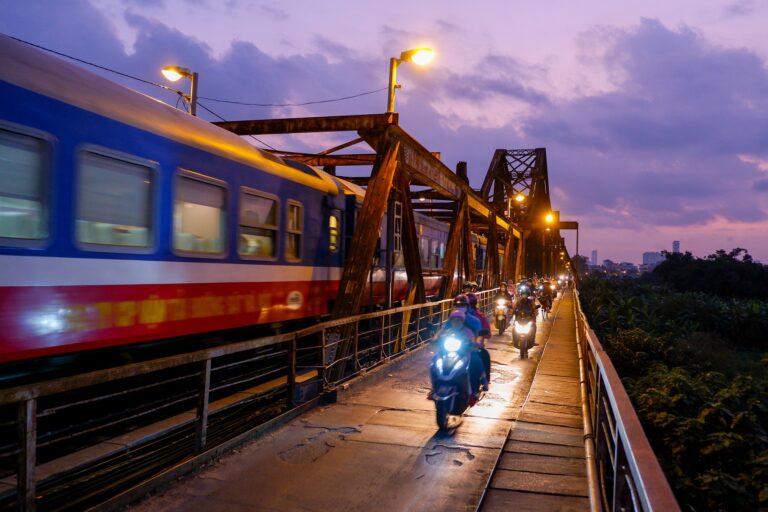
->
591, 250, 598, 266
672, 241, 680, 254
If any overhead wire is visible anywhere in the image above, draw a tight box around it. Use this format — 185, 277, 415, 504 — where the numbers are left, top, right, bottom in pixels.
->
196, 101, 278, 151
10, 35, 385, 109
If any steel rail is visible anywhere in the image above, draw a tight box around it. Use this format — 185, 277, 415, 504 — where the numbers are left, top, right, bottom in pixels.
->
573, 290, 679, 511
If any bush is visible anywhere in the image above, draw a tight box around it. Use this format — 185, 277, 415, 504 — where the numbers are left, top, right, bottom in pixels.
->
632, 367, 768, 511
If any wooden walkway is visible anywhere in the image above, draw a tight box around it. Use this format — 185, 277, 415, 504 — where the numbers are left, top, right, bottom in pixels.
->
481, 290, 590, 511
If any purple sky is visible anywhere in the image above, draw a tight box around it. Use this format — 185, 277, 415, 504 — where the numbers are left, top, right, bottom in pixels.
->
2, 0, 767, 263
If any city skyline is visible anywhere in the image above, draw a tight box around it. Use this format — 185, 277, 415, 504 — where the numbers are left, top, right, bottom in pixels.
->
1, 1, 767, 263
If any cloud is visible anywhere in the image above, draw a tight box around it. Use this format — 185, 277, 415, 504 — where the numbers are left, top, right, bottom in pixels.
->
260, 5, 288, 21
754, 179, 768, 192
723, 0, 755, 17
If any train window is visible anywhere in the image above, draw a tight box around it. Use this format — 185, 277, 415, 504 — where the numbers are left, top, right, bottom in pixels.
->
174, 174, 226, 254
328, 212, 340, 252
0, 129, 47, 240
286, 200, 303, 261
239, 189, 278, 259
419, 237, 429, 266
77, 152, 153, 247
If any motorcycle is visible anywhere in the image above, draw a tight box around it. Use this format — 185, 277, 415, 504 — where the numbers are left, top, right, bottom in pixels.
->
429, 333, 483, 430
512, 312, 537, 359
539, 294, 553, 320
494, 298, 509, 335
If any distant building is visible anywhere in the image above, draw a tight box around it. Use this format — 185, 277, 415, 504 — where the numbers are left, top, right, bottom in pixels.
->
643, 252, 664, 266
672, 241, 680, 254
591, 250, 598, 267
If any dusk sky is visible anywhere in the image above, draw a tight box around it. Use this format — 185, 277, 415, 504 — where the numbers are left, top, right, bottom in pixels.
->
2, 0, 767, 263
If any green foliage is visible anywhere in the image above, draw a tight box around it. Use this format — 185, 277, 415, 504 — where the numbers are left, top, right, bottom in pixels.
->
647, 248, 768, 300
632, 367, 768, 511
579, 253, 768, 510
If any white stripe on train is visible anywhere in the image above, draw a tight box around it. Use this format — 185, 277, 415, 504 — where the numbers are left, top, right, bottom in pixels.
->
0, 255, 342, 287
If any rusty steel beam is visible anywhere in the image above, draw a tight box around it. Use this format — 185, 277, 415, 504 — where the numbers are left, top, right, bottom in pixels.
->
215, 113, 398, 135
278, 153, 378, 166
440, 196, 465, 298
332, 138, 400, 318
397, 170, 426, 303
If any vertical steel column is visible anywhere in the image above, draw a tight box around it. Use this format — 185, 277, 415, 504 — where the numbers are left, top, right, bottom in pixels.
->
18, 399, 36, 512
195, 358, 211, 453
440, 195, 466, 299
385, 196, 395, 309
287, 335, 297, 408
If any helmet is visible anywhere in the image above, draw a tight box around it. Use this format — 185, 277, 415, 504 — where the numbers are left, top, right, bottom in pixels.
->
466, 293, 478, 307
449, 309, 466, 320
454, 294, 469, 307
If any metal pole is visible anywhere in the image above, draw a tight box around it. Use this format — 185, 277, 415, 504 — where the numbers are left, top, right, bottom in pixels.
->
189, 72, 198, 116
386, 57, 398, 113
18, 399, 36, 512
194, 358, 211, 453
287, 335, 297, 408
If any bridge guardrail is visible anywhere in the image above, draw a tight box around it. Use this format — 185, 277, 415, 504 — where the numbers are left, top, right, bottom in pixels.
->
573, 289, 679, 512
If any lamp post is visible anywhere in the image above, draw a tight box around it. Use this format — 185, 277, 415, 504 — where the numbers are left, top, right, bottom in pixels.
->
387, 48, 433, 113
161, 65, 198, 116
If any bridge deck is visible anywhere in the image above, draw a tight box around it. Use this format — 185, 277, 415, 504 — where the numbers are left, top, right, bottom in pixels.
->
481, 289, 590, 510
129, 291, 588, 512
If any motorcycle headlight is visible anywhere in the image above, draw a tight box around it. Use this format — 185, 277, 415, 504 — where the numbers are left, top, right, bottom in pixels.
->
514, 321, 532, 334
550, 285, 556, 290
496, 299, 507, 306
443, 336, 462, 352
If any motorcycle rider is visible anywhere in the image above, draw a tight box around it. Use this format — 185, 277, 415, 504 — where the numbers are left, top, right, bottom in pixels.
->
432, 308, 485, 399
454, 294, 481, 337
538, 280, 555, 314
510, 288, 538, 345
494, 281, 513, 303
466, 293, 491, 391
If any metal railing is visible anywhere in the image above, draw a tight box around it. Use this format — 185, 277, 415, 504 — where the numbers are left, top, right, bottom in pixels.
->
573, 290, 679, 512
0, 289, 496, 511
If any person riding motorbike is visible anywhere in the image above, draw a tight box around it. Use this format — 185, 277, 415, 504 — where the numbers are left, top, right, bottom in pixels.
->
433, 308, 486, 398
510, 289, 538, 344
538, 280, 555, 315
430, 309, 477, 399
454, 294, 481, 336
494, 282, 513, 303
466, 293, 491, 390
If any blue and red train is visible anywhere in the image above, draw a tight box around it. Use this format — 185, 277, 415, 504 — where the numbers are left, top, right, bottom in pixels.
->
0, 35, 489, 363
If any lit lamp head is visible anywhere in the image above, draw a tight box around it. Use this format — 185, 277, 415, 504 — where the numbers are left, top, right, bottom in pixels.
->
161, 66, 192, 82
545, 213, 554, 224
515, 194, 526, 203
399, 47, 434, 65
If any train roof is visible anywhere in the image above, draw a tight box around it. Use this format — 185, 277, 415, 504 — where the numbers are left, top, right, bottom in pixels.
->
0, 34, 340, 195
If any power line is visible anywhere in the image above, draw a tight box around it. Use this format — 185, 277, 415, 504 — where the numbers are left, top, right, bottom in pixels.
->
10, 35, 181, 95
11, 35, 385, 109
198, 87, 387, 107
196, 101, 278, 151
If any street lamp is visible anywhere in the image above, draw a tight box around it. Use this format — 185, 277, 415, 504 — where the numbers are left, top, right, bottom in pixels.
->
387, 48, 434, 113
161, 65, 198, 116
